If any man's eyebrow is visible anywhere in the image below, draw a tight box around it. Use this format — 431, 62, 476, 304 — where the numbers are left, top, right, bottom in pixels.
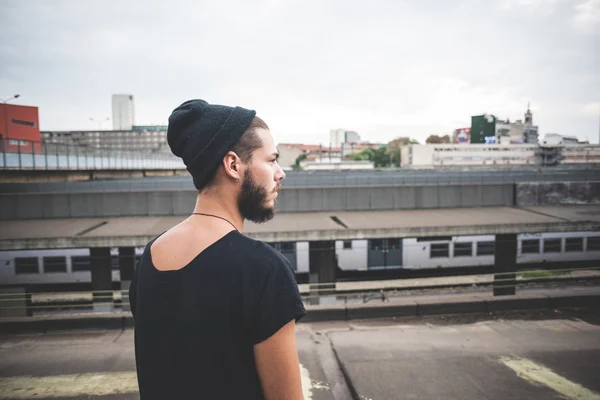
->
271, 152, 279, 159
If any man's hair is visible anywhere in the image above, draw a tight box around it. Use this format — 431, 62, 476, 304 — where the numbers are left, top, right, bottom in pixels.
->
199, 116, 269, 192
230, 116, 269, 163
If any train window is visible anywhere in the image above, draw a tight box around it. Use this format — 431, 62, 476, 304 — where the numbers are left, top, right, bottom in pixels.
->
588, 236, 600, 251
43, 256, 67, 273
71, 256, 91, 272
454, 242, 472, 257
476, 241, 495, 256
370, 239, 384, 250
565, 238, 583, 252
280, 242, 295, 252
417, 236, 452, 242
388, 238, 400, 249
15, 257, 39, 274
522, 239, 540, 254
543, 238, 562, 253
343, 241, 352, 249
430, 243, 449, 258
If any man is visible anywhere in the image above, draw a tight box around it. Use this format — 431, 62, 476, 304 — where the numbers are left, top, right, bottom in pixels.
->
129, 99, 306, 399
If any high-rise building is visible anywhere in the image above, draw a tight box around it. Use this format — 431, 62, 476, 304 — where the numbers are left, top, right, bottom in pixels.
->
329, 129, 361, 147
112, 94, 135, 130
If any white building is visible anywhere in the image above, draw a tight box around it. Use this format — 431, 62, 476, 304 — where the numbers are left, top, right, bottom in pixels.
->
400, 143, 600, 168
300, 159, 374, 170
542, 133, 579, 145
112, 94, 135, 130
329, 129, 361, 148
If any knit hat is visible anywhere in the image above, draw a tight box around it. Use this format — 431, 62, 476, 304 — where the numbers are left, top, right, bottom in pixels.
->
167, 99, 257, 190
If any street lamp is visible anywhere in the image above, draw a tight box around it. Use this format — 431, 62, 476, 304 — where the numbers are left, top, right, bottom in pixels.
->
90, 117, 109, 130
2, 94, 21, 151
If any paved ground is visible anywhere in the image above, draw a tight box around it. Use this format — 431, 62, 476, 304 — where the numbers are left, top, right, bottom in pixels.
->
1, 309, 599, 399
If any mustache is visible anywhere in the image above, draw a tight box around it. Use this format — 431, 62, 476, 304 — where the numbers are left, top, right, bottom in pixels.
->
274, 184, 282, 193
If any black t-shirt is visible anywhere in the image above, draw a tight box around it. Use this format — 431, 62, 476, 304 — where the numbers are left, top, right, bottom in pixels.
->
128, 230, 306, 400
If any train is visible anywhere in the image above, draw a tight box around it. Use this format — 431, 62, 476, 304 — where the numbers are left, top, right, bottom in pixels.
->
1, 231, 598, 288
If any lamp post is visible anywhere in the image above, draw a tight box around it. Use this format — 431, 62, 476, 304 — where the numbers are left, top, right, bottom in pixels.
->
90, 117, 109, 130
2, 94, 21, 166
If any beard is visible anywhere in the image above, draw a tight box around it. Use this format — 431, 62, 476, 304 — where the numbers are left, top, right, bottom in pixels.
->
238, 169, 277, 224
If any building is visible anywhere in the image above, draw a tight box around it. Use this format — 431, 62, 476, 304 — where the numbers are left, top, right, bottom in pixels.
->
112, 94, 135, 130
523, 104, 539, 144
453, 128, 471, 144
400, 143, 600, 168
470, 104, 539, 145
300, 159, 374, 170
541, 133, 579, 145
0, 103, 41, 153
41, 127, 170, 154
329, 129, 361, 147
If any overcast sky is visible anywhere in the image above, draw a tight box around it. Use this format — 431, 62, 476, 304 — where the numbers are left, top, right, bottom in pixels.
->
1, 0, 599, 145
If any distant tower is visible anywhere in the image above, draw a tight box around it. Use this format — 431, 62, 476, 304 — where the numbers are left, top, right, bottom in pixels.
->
112, 94, 135, 130
525, 102, 533, 126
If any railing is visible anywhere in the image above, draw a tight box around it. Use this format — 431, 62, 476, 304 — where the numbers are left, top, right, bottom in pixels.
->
1, 266, 598, 318
0, 137, 185, 170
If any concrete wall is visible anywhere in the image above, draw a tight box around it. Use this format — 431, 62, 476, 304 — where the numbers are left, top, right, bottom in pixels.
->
0, 183, 515, 220
516, 181, 600, 206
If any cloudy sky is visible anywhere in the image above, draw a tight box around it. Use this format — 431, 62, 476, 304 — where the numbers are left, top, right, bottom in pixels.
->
1, 0, 599, 145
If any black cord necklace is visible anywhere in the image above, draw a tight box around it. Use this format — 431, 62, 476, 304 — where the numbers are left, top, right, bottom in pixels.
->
191, 212, 239, 232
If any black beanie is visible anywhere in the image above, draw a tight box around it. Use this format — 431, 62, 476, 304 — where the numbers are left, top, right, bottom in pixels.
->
167, 99, 257, 190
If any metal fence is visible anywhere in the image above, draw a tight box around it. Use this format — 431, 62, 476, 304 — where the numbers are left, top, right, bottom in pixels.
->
1, 137, 185, 170
1, 266, 598, 318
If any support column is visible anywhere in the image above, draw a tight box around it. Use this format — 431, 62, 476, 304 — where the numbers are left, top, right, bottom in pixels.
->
118, 247, 135, 312
494, 233, 517, 296
308, 241, 337, 304
90, 247, 113, 312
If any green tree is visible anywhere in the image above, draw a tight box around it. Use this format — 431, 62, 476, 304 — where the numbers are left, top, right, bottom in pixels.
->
292, 153, 307, 170
348, 147, 391, 168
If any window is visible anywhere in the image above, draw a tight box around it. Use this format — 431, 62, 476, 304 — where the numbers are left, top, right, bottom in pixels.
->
15, 257, 39, 274
43, 256, 67, 273
280, 242, 295, 252
477, 241, 495, 256
565, 237, 583, 252
521, 239, 540, 254
543, 238, 562, 253
8, 139, 29, 146
417, 236, 452, 242
588, 236, 600, 251
71, 256, 91, 272
454, 242, 472, 257
430, 243, 449, 258
370, 239, 384, 250
11, 119, 36, 127
388, 238, 400, 249
343, 241, 352, 250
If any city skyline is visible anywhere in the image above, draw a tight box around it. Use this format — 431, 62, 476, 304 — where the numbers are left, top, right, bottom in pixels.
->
1, 0, 599, 144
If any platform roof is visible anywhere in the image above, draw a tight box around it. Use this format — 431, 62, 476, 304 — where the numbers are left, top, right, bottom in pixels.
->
0, 205, 598, 250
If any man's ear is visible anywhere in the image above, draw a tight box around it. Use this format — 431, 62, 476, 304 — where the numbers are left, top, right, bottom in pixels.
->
223, 151, 241, 181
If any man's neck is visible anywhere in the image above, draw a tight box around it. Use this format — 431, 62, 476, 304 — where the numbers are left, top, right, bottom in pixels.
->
192, 189, 244, 232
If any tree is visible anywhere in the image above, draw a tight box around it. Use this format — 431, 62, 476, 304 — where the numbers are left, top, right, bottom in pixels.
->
292, 153, 307, 170
348, 147, 391, 168
425, 134, 451, 144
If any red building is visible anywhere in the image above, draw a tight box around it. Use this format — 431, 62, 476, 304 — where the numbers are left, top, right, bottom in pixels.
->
0, 103, 41, 153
